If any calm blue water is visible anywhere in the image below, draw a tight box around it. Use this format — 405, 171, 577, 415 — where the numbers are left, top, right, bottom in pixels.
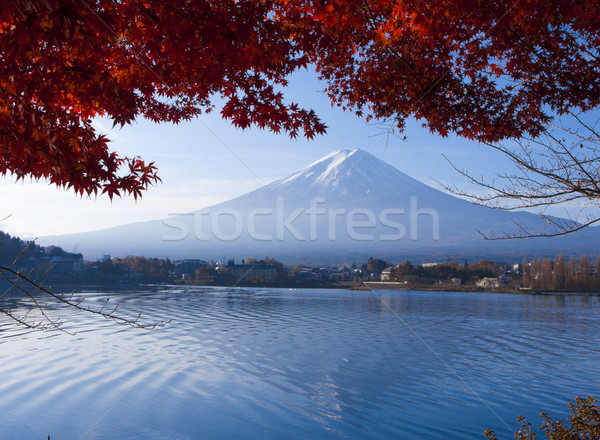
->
0, 287, 598, 440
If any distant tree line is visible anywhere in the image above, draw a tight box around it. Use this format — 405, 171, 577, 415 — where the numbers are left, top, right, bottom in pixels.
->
237, 258, 287, 281
92, 257, 174, 284
520, 254, 600, 291
398, 260, 499, 284
364, 257, 390, 274
0, 231, 79, 267
367, 259, 501, 285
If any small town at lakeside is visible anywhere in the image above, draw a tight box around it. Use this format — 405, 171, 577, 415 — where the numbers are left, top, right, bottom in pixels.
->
2, 231, 599, 293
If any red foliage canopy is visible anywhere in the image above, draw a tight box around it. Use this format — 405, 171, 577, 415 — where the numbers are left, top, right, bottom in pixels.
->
0, 0, 325, 197
291, 0, 600, 140
1, 0, 599, 197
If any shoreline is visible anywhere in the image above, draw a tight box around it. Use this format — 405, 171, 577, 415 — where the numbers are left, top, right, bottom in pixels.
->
361, 282, 600, 296
162, 281, 600, 297
4, 280, 600, 297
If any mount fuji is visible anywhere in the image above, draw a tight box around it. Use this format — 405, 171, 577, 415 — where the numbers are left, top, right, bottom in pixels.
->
39, 149, 600, 263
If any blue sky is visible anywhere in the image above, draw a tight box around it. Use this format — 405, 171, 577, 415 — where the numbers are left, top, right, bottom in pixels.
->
0, 68, 537, 238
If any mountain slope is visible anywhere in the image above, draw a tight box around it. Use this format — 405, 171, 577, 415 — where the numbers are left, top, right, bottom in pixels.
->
39, 149, 600, 263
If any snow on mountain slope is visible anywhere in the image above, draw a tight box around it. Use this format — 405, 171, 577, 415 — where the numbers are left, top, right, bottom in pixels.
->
224, 149, 449, 207
38, 149, 600, 263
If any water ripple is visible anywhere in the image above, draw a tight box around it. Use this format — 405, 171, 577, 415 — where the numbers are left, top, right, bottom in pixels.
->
0, 288, 598, 439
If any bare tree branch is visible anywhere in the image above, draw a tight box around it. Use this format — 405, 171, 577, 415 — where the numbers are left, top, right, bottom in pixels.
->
443, 113, 600, 239
0, 239, 170, 332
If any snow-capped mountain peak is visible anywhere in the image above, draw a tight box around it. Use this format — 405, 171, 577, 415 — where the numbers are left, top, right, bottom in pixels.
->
278, 149, 359, 185
264, 148, 439, 202
38, 148, 600, 262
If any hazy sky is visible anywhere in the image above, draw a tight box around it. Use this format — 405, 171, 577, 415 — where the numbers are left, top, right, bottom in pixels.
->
0, 68, 545, 238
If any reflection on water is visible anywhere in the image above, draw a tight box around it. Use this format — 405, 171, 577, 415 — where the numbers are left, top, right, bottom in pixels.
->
0, 288, 599, 439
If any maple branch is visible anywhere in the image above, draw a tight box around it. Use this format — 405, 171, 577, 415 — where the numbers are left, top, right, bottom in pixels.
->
361, 0, 425, 80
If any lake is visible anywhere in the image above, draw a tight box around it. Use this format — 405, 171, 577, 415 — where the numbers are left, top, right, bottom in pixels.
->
1, 287, 598, 439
